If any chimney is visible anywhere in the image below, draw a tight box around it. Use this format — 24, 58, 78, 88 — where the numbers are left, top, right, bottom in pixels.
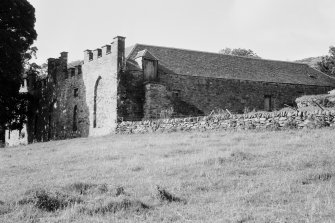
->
60, 52, 68, 63
113, 36, 126, 71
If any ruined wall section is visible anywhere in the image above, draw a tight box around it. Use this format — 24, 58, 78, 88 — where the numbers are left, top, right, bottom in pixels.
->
82, 36, 125, 136
158, 72, 332, 114
117, 69, 145, 121
28, 53, 89, 142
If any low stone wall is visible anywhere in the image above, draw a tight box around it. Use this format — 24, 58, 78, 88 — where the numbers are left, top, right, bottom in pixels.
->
116, 109, 335, 134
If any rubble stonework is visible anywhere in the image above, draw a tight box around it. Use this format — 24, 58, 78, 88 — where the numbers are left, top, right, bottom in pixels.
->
116, 110, 335, 134
5, 36, 335, 146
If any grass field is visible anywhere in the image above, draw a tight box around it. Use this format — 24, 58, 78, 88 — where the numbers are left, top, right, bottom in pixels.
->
1, 128, 335, 222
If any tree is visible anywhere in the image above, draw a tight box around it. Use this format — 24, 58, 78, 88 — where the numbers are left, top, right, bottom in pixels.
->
317, 46, 335, 77
219, 47, 261, 58
0, 0, 37, 146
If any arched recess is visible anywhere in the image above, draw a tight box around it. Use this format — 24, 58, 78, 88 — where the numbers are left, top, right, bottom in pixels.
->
93, 76, 102, 128
73, 105, 78, 131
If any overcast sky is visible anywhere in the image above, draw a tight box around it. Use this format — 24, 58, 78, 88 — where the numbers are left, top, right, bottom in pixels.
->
28, 0, 335, 64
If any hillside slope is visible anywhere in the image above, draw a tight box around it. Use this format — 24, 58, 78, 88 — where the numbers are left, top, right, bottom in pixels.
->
1, 129, 335, 222
295, 56, 322, 69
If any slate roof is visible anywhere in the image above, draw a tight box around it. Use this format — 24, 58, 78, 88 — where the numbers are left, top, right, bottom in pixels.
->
134, 50, 158, 60
126, 44, 335, 87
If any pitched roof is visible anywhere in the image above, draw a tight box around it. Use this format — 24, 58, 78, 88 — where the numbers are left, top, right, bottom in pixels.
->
126, 44, 335, 87
134, 49, 158, 60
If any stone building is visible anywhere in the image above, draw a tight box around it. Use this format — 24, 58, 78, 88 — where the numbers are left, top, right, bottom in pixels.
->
6, 36, 335, 145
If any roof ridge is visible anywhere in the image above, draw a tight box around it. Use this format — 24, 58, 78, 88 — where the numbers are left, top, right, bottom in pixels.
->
134, 43, 309, 66
125, 44, 138, 60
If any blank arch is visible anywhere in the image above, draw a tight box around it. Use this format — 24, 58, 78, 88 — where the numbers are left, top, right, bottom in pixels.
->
93, 76, 102, 128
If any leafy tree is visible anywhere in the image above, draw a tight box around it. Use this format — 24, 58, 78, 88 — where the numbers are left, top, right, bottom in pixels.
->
0, 0, 37, 145
317, 46, 335, 77
219, 47, 261, 58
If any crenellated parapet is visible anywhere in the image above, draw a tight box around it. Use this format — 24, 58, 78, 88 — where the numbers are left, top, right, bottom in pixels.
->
83, 36, 125, 67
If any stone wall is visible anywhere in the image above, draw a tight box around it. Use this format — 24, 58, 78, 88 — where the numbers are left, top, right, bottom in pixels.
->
142, 82, 204, 119
28, 53, 90, 143
82, 36, 124, 136
117, 69, 145, 121
116, 109, 335, 134
159, 72, 333, 114
143, 83, 173, 119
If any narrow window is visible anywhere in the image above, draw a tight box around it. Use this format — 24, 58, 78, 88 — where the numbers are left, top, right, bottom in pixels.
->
78, 65, 82, 74
71, 68, 75, 77
89, 52, 93, 61
74, 88, 79, 97
172, 90, 180, 98
73, 105, 78, 131
8, 130, 10, 139
93, 76, 102, 128
264, 95, 272, 111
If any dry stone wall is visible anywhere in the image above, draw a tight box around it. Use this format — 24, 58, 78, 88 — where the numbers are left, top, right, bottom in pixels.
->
116, 109, 335, 134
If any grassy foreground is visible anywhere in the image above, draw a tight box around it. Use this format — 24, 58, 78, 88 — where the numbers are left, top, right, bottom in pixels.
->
1, 128, 335, 222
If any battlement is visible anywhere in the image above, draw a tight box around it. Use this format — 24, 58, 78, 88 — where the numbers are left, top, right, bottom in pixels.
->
83, 36, 125, 63
84, 42, 115, 62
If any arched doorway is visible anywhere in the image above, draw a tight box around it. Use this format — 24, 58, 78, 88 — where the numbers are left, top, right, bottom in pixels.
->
93, 76, 102, 128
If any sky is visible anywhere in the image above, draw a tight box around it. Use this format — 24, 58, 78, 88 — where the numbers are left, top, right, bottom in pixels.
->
28, 0, 335, 64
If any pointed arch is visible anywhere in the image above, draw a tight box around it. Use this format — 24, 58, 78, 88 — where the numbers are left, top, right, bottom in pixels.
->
93, 76, 102, 128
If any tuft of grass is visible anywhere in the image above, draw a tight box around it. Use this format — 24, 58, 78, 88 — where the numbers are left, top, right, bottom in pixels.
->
154, 185, 186, 204
17, 188, 82, 212
302, 172, 334, 185
115, 186, 128, 197
0, 201, 11, 215
63, 182, 109, 195
77, 197, 150, 215
229, 150, 256, 161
